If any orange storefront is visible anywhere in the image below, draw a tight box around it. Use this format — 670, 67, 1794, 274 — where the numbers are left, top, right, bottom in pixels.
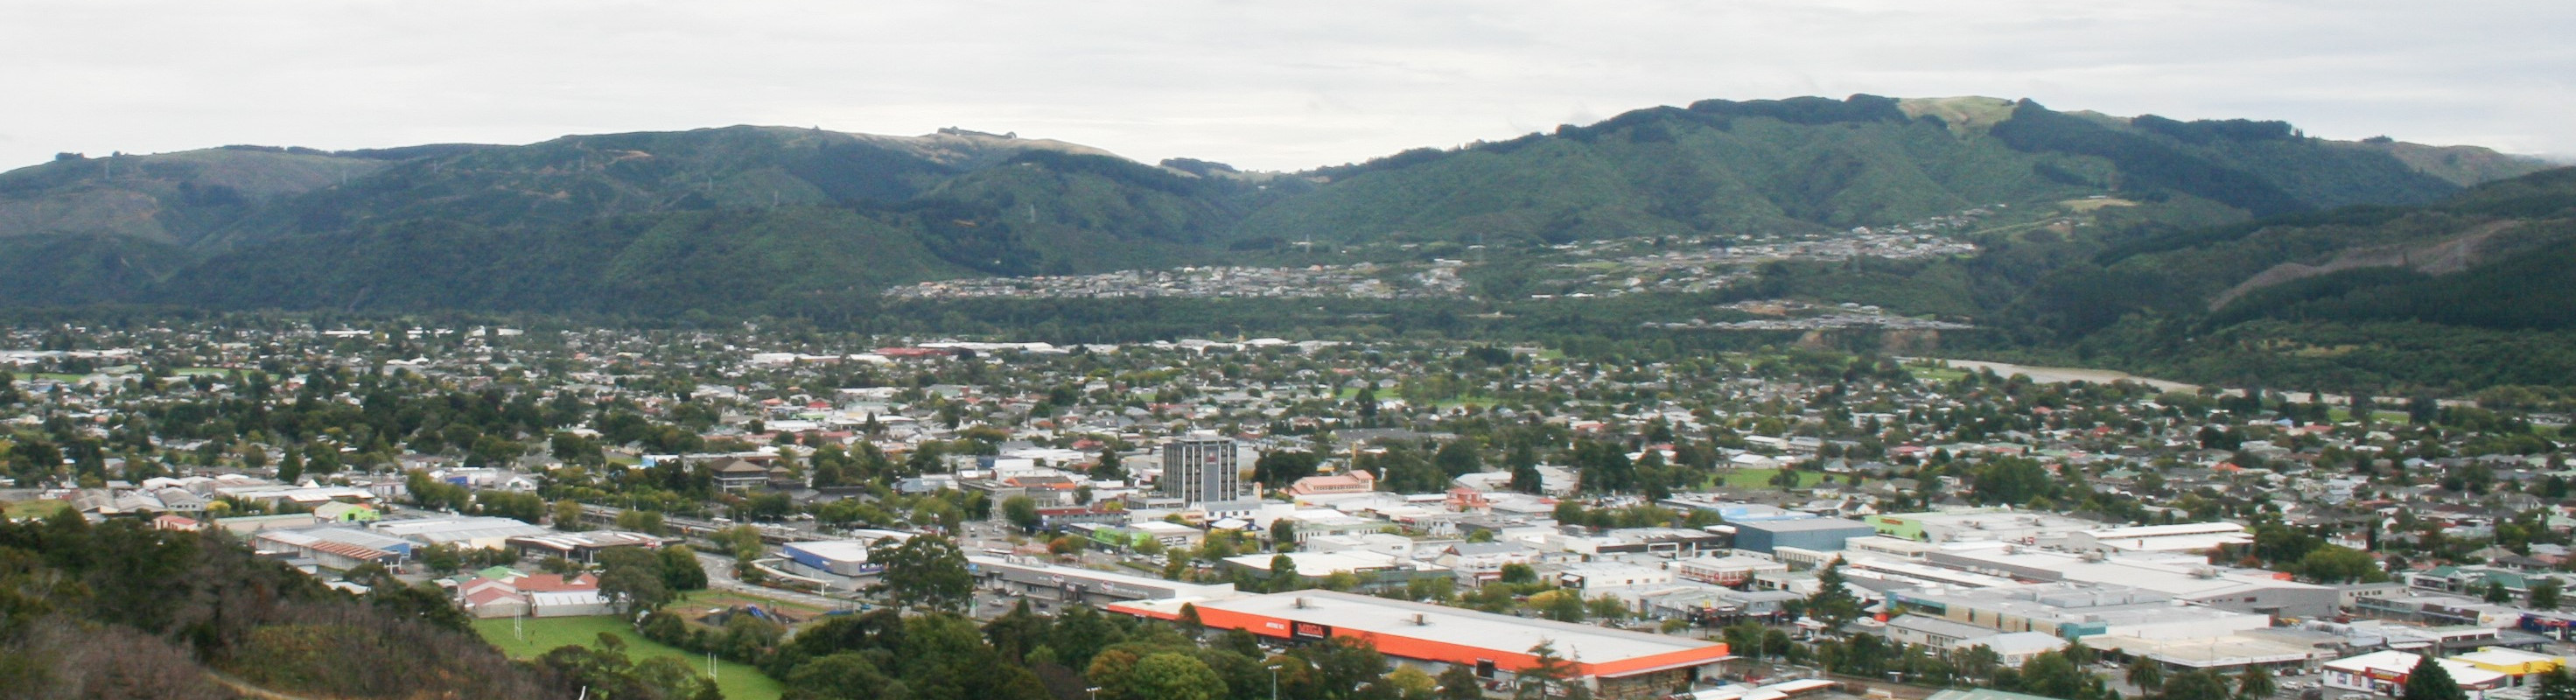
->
1113, 592, 1732, 699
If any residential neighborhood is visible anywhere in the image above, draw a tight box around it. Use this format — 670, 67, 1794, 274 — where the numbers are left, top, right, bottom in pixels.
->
3, 318, 2572, 700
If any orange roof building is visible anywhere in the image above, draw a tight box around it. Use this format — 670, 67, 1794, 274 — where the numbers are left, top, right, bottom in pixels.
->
1112, 591, 1728, 699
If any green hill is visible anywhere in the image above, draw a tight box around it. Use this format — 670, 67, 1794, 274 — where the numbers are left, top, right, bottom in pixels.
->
1965, 166, 2576, 393
1236, 95, 2536, 247
0, 147, 390, 245
0, 95, 2548, 317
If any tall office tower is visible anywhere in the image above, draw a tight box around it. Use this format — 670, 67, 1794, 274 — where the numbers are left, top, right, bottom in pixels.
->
1160, 433, 1240, 503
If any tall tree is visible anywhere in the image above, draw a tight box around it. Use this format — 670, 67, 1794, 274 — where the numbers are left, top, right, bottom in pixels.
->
276, 445, 304, 484
2020, 652, 2085, 699
2161, 669, 2233, 700
1515, 640, 1577, 700
1436, 666, 1484, 700
1002, 495, 1041, 531
871, 535, 971, 612
1121, 652, 1224, 700
2533, 668, 2576, 700
2126, 657, 2165, 693
2403, 652, 2466, 700
1435, 439, 1483, 478
1803, 558, 1863, 628
2236, 665, 2276, 700
552, 499, 587, 531
658, 544, 709, 592
598, 547, 676, 614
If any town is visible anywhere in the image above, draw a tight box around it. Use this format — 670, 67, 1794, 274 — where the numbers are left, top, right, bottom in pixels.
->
3, 318, 2571, 700
881, 206, 1994, 304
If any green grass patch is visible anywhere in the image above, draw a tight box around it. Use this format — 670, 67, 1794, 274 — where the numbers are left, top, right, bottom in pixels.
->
473, 615, 784, 700
2325, 408, 2412, 424
4, 500, 70, 520
1908, 366, 1970, 382
1713, 468, 1827, 490
30, 373, 87, 382
173, 367, 231, 376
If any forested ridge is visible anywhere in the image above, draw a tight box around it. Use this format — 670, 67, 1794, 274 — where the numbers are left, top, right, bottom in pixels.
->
0, 95, 2540, 315
0, 95, 2564, 396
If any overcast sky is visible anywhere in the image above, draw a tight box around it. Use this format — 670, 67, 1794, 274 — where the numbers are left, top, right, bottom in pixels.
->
4, 1, 2570, 172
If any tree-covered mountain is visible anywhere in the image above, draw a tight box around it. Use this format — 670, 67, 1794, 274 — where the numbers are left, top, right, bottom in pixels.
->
1235, 95, 2533, 247
0, 127, 1283, 315
0, 95, 2547, 318
2001, 166, 2576, 393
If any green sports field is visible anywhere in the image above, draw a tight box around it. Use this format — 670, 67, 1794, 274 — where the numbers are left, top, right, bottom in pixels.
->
472, 614, 784, 700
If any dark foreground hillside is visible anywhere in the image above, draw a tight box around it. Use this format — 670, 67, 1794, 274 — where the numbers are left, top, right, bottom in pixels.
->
0, 511, 578, 700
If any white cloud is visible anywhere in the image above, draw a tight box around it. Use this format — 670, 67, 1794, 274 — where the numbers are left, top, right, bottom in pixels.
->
2, 0, 2570, 171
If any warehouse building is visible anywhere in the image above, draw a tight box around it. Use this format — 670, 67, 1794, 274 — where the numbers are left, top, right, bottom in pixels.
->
1672, 556, 1789, 587
1888, 582, 2276, 644
1925, 549, 2338, 620
1867, 508, 2100, 545
783, 541, 882, 578
2322, 650, 2508, 698
780, 531, 914, 578
1731, 518, 1876, 554
2065, 522, 2253, 554
969, 555, 1236, 607
369, 515, 550, 550
508, 531, 664, 564
1112, 591, 1733, 700
251, 528, 404, 571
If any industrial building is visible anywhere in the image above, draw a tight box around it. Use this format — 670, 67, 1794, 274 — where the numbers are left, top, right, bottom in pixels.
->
251, 528, 406, 571
1672, 556, 1789, 586
968, 555, 1236, 607
1730, 518, 1875, 554
1555, 562, 1676, 591
1867, 508, 2101, 545
2065, 522, 2254, 554
1924, 548, 2339, 620
1656, 498, 1816, 523
2322, 650, 2508, 698
1568, 528, 1732, 558
368, 515, 550, 550
1221, 551, 1451, 593
1888, 583, 2274, 640
780, 531, 914, 578
507, 531, 664, 564
1885, 615, 2068, 666
1112, 591, 1733, 700
1160, 433, 1241, 504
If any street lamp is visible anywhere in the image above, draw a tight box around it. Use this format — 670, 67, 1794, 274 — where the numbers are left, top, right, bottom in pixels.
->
1087, 687, 1101, 700
1267, 664, 1283, 700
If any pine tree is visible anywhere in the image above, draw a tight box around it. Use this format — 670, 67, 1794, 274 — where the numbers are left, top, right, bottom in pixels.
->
277, 445, 304, 484
1510, 461, 1544, 494
2403, 652, 2466, 700
1804, 558, 1863, 628
1516, 640, 1578, 700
